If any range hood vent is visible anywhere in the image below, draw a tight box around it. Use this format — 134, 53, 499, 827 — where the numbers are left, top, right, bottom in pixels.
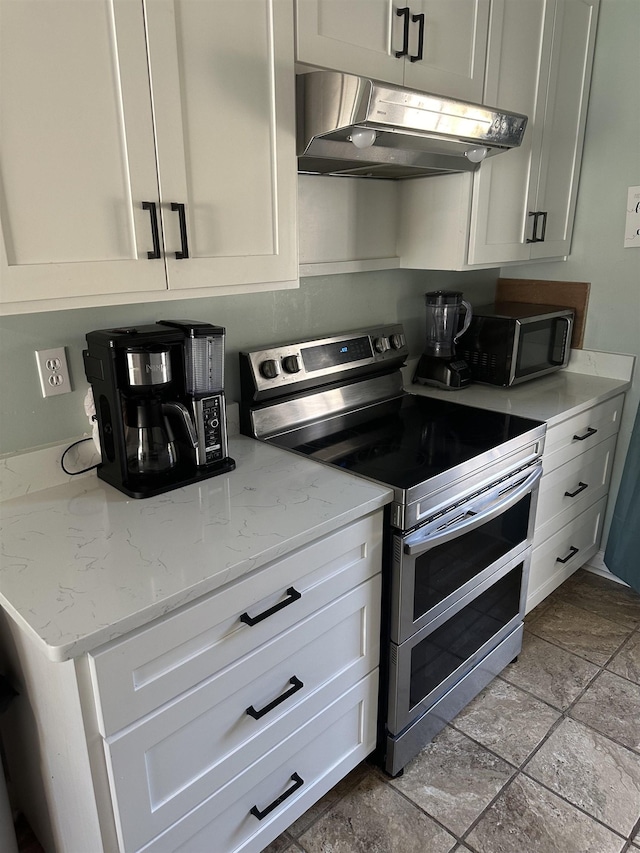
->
297, 71, 527, 180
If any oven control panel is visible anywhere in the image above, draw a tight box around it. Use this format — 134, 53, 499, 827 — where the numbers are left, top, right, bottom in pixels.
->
240, 324, 409, 400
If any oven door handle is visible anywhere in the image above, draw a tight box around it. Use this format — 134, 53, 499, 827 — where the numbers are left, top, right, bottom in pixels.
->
404, 465, 542, 556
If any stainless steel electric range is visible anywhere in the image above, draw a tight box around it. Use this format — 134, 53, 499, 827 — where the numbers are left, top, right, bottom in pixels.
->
240, 324, 546, 776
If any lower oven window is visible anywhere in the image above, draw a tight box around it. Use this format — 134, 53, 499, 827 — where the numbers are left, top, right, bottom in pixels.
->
413, 493, 531, 622
410, 563, 523, 709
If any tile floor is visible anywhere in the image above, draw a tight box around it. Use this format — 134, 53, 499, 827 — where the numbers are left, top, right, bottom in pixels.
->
265, 569, 640, 853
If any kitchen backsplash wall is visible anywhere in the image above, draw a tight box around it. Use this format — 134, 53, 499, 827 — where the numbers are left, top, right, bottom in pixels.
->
0, 268, 498, 456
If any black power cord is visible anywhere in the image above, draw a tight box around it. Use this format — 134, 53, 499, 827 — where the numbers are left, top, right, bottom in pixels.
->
60, 436, 100, 476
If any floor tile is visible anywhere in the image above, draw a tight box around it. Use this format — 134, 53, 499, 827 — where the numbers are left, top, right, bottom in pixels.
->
297, 770, 456, 853
465, 775, 625, 853
501, 631, 599, 710
607, 631, 640, 685
389, 727, 515, 836
554, 570, 640, 629
570, 670, 640, 753
450, 679, 561, 766
526, 598, 633, 666
286, 763, 369, 838
524, 717, 640, 835
262, 834, 302, 853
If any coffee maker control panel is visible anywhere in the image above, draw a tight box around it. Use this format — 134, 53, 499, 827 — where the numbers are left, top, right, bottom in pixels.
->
197, 395, 228, 465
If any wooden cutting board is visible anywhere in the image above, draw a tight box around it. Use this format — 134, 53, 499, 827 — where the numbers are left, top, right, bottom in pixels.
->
496, 278, 590, 348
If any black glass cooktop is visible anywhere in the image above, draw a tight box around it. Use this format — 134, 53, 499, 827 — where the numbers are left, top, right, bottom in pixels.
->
270, 394, 543, 491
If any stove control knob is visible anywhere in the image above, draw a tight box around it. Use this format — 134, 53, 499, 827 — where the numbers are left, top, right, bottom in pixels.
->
259, 358, 281, 380
390, 333, 406, 350
282, 354, 301, 374
374, 336, 390, 353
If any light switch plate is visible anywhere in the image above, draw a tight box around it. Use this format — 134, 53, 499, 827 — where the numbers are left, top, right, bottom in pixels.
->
35, 347, 72, 397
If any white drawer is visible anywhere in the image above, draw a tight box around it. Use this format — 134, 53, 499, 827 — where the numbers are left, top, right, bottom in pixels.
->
126, 672, 377, 853
527, 497, 606, 612
535, 434, 616, 531
543, 394, 623, 468
89, 513, 382, 736
105, 577, 380, 852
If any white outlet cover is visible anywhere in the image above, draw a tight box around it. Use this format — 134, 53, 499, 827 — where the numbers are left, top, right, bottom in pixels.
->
35, 347, 72, 397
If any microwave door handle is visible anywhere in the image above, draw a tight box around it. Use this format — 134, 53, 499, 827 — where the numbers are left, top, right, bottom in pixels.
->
404, 465, 542, 557
549, 316, 573, 365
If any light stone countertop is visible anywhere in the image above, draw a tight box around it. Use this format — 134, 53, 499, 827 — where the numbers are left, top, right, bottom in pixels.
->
0, 435, 392, 662
404, 351, 634, 426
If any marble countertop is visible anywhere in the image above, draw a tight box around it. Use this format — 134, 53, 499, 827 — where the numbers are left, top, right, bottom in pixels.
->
0, 436, 392, 662
405, 355, 634, 427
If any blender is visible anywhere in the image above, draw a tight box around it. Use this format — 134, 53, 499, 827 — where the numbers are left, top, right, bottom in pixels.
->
413, 290, 473, 390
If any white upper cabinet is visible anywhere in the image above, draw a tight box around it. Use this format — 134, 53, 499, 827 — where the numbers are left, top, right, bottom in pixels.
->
0, 0, 165, 304
145, 0, 297, 292
295, 0, 490, 102
399, 0, 599, 270
0, 0, 298, 314
469, 0, 599, 264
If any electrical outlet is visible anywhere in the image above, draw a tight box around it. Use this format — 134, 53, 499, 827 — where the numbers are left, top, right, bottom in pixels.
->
35, 347, 72, 397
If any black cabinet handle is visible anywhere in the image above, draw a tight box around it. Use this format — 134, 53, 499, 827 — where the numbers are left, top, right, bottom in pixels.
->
240, 587, 302, 627
395, 7, 410, 57
564, 482, 588, 498
250, 773, 304, 820
556, 545, 579, 564
170, 202, 189, 259
142, 201, 161, 259
527, 211, 542, 243
539, 210, 547, 242
573, 427, 598, 442
410, 12, 425, 61
246, 676, 304, 720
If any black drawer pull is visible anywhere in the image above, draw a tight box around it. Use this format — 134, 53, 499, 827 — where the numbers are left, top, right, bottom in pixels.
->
395, 6, 410, 57
250, 773, 304, 820
240, 587, 302, 627
170, 202, 189, 259
410, 12, 425, 62
142, 201, 161, 259
564, 482, 588, 498
246, 676, 304, 720
556, 545, 579, 564
573, 426, 598, 442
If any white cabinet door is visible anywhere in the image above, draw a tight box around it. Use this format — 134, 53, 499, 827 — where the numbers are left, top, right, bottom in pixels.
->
147, 0, 298, 291
530, 0, 599, 258
403, 0, 490, 102
295, 0, 488, 101
0, 0, 166, 305
295, 0, 402, 84
467, 0, 554, 265
469, 0, 599, 265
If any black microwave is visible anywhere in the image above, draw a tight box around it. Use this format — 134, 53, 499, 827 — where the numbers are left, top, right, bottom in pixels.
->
457, 302, 574, 387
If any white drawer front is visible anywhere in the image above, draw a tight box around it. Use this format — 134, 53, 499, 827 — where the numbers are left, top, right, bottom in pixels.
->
130, 672, 377, 853
543, 394, 623, 468
105, 578, 380, 852
90, 513, 382, 736
535, 434, 616, 531
527, 497, 606, 612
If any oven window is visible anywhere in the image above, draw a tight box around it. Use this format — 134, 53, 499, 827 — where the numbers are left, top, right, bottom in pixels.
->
413, 494, 531, 622
409, 565, 523, 709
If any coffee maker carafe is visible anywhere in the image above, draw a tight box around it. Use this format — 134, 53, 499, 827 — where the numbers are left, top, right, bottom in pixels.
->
413, 290, 473, 390
84, 323, 235, 498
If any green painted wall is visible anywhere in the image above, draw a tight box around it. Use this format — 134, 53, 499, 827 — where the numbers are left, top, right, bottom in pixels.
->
0, 269, 497, 455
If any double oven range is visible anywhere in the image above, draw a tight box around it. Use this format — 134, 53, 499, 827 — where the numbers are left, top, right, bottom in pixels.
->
240, 324, 546, 776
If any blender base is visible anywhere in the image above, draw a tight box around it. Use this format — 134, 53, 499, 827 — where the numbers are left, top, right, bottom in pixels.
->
413, 354, 472, 390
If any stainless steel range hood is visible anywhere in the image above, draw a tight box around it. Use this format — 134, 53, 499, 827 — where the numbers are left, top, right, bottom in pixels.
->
297, 71, 527, 180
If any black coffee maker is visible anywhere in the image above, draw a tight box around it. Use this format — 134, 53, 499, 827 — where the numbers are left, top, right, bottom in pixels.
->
84, 322, 235, 498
